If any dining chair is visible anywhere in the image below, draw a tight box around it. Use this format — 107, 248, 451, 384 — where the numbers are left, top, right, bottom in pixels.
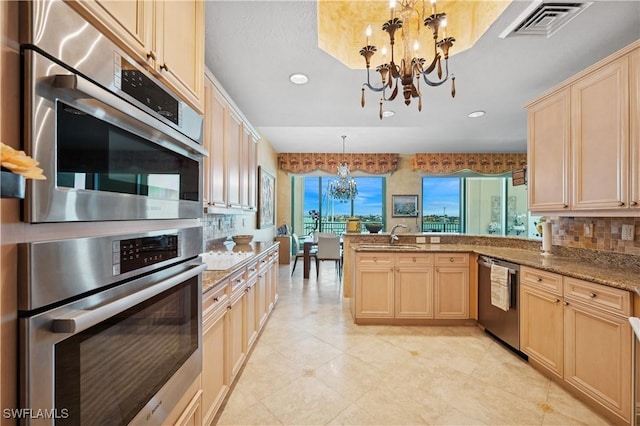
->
315, 234, 342, 279
291, 233, 316, 276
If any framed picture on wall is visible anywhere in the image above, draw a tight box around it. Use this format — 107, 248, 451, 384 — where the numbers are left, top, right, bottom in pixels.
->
392, 194, 419, 217
258, 166, 275, 228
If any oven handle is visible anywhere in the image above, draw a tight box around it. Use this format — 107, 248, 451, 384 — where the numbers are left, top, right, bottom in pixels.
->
52, 74, 208, 157
51, 263, 207, 334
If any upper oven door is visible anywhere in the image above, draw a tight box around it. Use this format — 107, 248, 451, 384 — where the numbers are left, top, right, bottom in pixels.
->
23, 48, 207, 223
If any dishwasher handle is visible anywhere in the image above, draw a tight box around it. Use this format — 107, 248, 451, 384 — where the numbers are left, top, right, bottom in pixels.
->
477, 257, 518, 275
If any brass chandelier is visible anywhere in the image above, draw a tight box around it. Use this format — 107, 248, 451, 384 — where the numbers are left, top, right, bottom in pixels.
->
360, 0, 456, 119
327, 136, 357, 203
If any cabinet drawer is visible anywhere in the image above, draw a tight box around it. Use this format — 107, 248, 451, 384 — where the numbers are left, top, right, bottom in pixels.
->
246, 260, 259, 280
356, 253, 393, 265
521, 266, 563, 296
203, 283, 228, 317
229, 270, 246, 294
564, 277, 631, 316
434, 253, 469, 266
396, 253, 433, 266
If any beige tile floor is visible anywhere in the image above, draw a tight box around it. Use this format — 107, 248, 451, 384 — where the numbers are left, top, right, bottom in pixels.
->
215, 262, 611, 425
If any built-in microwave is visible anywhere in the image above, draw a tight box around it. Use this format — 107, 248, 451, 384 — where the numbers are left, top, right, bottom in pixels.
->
20, 0, 207, 223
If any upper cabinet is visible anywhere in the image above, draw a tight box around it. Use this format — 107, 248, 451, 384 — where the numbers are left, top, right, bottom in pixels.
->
526, 41, 640, 216
67, 0, 204, 112
204, 69, 259, 213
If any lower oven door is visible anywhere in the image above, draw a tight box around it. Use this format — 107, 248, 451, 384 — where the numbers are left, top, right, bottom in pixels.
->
20, 261, 206, 426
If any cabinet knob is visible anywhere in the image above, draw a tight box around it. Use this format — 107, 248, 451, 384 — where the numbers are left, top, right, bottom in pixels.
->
436, 268, 440, 273
537, 277, 542, 282
563, 204, 568, 208
227, 305, 232, 310
563, 301, 569, 306
631, 201, 638, 206
618, 201, 625, 207
245, 288, 249, 293
450, 257, 455, 262
213, 297, 219, 302
395, 268, 399, 272
146, 50, 156, 60
160, 63, 169, 72
554, 298, 560, 303
589, 292, 596, 298
373, 257, 377, 262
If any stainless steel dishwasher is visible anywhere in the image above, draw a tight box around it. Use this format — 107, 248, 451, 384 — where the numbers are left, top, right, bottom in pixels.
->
477, 255, 523, 355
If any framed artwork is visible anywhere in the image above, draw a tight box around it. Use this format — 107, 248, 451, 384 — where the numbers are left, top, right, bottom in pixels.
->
258, 166, 275, 228
392, 194, 419, 217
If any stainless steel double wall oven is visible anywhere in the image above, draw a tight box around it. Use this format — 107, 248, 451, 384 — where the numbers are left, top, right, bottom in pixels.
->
18, 2, 208, 424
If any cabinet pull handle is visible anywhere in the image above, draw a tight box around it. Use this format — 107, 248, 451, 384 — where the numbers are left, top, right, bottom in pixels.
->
618, 201, 625, 207
146, 50, 156, 60
631, 201, 638, 206
589, 292, 596, 298
160, 63, 169, 72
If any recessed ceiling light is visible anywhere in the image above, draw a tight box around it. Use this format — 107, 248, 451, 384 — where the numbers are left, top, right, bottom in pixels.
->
468, 110, 485, 118
381, 110, 395, 118
289, 73, 309, 85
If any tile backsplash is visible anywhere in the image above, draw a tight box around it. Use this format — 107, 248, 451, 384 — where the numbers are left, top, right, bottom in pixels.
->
202, 214, 239, 242
552, 217, 640, 256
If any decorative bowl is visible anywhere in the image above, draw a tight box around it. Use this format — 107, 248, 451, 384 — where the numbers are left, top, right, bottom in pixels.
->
232, 235, 253, 245
364, 223, 383, 233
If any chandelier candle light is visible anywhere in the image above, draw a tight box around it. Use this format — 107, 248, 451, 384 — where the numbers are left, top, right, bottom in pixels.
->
360, 0, 456, 119
327, 136, 358, 203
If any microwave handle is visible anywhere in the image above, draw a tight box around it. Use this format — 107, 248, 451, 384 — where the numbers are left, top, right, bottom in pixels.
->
51, 262, 207, 334
52, 74, 208, 157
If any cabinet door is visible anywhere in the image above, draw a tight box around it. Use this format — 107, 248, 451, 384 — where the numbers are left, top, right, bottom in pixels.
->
520, 284, 563, 379
527, 89, 571, 211
564, 301, 632, 423
355, 266, 395, 318
240, 127, 251, 209
225, 110, 242, 208
244, 279, 258, 351
395, 267, 433, 319
228, 292, 246, 382
174, 390, 202, 426
269, 253, 279, 308
433, 267, 469, 319
247, 134, 258, 211
630, 48, 640, 209
256, 267, 268, 329
155, 0, 204, 111
571, 57, 629, 210
66, 0, 153, 64
201, 306, 228, 425
209, 85, 227, 207
202, 76, 214, 206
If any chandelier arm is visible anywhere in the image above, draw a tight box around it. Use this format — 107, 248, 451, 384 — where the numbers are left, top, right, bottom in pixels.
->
362, 82, 387, 93
421, 58, 449, 87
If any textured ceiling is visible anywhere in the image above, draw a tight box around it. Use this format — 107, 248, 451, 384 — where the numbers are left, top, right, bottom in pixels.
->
204, 1, 640, 154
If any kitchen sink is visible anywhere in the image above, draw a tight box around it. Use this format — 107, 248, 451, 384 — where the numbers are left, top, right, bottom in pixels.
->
358, 244, 421, 250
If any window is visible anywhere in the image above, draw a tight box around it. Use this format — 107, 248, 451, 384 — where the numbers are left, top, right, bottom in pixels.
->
422, 176, 541, 238
300, 176, 384, 235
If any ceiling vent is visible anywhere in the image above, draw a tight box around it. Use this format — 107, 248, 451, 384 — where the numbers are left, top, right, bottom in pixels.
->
499, 2, 592, 39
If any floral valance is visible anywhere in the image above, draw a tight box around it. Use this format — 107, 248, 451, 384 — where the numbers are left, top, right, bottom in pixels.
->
413, 153, 527, 175
278, 153, 399, 174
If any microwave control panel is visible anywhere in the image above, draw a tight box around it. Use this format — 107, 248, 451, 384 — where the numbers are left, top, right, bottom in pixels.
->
112, 234, 180, 275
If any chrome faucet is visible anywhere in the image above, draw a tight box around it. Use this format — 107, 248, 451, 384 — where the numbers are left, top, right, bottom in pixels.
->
390, 224, 408, 244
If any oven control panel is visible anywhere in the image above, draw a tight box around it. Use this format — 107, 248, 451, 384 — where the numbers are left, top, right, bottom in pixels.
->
112, 234, 180, 275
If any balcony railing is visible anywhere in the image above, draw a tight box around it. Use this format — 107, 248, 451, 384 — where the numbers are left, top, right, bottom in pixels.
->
302, 219, 460, 235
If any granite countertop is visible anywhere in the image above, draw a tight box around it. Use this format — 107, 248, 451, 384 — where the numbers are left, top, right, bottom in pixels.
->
352, 243, 640, 292
201, 241, 278, 294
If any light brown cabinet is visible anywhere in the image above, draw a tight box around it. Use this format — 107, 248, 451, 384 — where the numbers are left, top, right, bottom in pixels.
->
433, 254, 469, 319
68, 0, 204, 112
520, 267, 564, 379
203, 70, 259, 212
201, 285, 229, 426
526, 41, 640, 215
527, 88, 571, 211
354, 252, 469, 323
519, 266, 633, 424
201, 245, 279, 424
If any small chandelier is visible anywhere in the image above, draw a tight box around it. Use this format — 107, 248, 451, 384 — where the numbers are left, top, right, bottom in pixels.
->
360, 0, 456, 119
327, 136, 358, 203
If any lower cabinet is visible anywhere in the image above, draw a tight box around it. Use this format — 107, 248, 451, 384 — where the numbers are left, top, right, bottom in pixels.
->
201, 245, 280, 425
354, 252, 469, 322
174, 389, 203, 426
519, 266, 632, 424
